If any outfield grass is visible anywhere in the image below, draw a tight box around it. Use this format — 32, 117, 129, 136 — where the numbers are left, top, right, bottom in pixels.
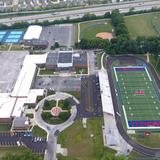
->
58, 118, 115, 160
80, 19, 113, 40
125, 13, 160, 38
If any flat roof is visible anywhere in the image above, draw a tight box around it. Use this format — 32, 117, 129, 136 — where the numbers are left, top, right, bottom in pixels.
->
58, 52, 72, 63
23, 25, 42, 40
73, 53, 87, 66
25, 89, 44, 104
12, 98, 26, 117
46, 52, 58, 66
0, 51, 28, 93
11, 65, 36, 97
99, 70, 114, 115
23, 54, 47, 66
0, 93, 16, 118
12, 116, 28, 128
0, 53, 47, 118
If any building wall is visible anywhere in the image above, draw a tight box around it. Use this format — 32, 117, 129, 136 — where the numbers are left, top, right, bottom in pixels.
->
0, 118, 12, 124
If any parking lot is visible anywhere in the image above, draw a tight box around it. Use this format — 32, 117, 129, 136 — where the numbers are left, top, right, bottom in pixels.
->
77, 75, 103, 118
0, 132, 47, 154
33, 76, 81, 92
0, 51, 28, 93
40, 24, 76, 49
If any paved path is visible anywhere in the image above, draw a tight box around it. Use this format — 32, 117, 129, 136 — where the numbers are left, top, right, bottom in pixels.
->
34, 92, 78, 160
101, 52, 106, 70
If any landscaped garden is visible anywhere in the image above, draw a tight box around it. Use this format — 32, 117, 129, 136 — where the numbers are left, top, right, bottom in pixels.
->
41, 99, 71, 125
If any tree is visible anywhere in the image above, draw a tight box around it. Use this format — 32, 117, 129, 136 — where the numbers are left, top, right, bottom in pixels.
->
54, 42, 60, 48
63, 99, 70, 110
111, 10, 124, 27
43, 100, 51, 110
51, 42, 60, 50
104, 12, 111, 18
59, 112, 71, 121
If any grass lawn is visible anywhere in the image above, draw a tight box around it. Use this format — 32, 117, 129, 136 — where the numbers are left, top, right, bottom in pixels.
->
130, 133, 160, 148
75, 67, 88, 74
0, 124, 11, 131
41, 110, 70, 125
58, 118, 115, 160
125, 13, 160, 38
10, 45, 24, 51
39, 68, 54, 75
67, 91, 81, 101
32, 125, 47, 137
0, 147, 30, 158
128, 150, 148, 160
26, 113, 34, 118
0, 45, 10, 51
80, 19, 113, 40
150, 54, 160, 76
73, 24, 78, 43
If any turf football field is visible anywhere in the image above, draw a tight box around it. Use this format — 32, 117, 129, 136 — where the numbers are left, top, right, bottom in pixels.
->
114, 66, 160, 128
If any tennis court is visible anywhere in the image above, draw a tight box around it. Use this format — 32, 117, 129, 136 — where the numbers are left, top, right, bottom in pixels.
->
0, 31, 7, 42
0, 30, 24, 44
113, 66, 160, 129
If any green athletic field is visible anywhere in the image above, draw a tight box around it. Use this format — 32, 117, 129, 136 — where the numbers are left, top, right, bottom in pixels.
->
125, 13, 160, 38
80, 19, 113, 40
114, 66, 160, 128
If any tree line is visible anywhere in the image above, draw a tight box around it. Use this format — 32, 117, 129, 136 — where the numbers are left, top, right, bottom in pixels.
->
1, 6, 160, 30
76, 10, 160, 56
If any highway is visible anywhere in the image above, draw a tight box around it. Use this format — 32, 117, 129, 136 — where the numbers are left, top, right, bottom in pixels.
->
1, 0, 160, 25
106, 55, 160, 158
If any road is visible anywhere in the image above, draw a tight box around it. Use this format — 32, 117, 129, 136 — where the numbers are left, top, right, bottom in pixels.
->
1, 0, 160, 25
106, 55, 160, 158
34, 92, 78, 160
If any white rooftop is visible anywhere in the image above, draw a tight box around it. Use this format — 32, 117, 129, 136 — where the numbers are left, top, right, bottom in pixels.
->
23, 54, 47, 66
0, 94, 16, 118
0, 53, 47, 118
26, 89, 44, 104
11, 98, 26, 117
11, 64, 36, 97
23, 25, 42, 40
99, 70, 114, 115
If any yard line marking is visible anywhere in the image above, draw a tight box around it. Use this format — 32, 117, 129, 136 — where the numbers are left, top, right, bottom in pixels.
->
145, 67, 152, 81
122, 105, 129, 128
113, 67, 118, 82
